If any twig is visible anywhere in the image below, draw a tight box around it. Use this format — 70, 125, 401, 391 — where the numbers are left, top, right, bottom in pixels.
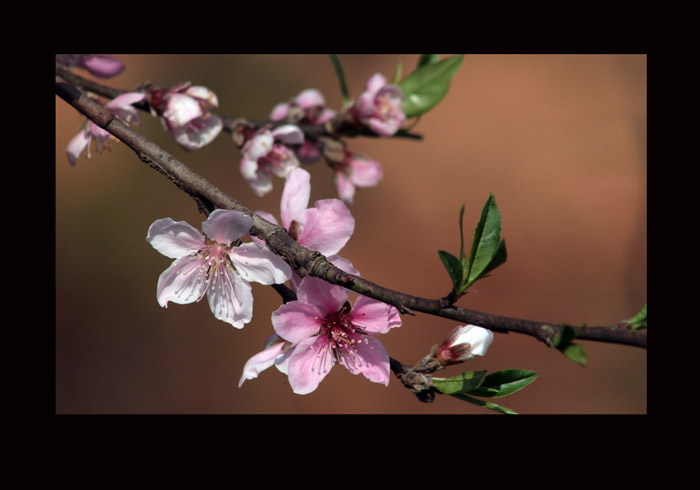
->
55, 76, 647, 350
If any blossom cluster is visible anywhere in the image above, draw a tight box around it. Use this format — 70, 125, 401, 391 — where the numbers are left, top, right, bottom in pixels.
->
146, 168, 411, 393
60, 54, 403, 205
233, 73, 405, 203
60, 55, 497, 397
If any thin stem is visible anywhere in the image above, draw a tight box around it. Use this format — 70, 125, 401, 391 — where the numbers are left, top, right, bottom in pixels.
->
327, 54, 350, 108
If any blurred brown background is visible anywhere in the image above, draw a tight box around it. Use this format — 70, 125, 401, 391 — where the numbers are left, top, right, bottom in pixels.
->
55, 54, 646, 414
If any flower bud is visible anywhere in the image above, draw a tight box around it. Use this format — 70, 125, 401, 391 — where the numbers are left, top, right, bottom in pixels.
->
435, 325, 494, 366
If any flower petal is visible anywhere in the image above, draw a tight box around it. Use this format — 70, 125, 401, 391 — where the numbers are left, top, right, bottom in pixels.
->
155, 256, 208, 307
238, 334, 287, 387
170, 115, 223, 150
107, 91, 146, 110
89, 122, 111, 142
280, 167, 311, 230
271, 299, 325, 344
294, 88, 325, 109
240, 155, 259, 181
368, 118, 400, 137
228, 242, 292, 285
296, 199, 355, 256
79, 54, 125, 78
66, 130, 90, 166
201, 209, 252, 245
334, 170, 356, 204
164, 93, 203, 127
354, 91, 376, 118
270, 102, 290, 121
348, 156, 383, 187
147, 218, 205, 259
295, 276, 348, 317
245, 132, 274, 161
317, 108, 337, 124
349, 295, 402, 334
327, 254, 360, 276
340, 335, 390, 386
454, 325, 495, 357
271, 124, 304, 145
207, 264, 253, 328
287, 336, 336, 394
246, 171, 273, 197
185, 85, 219, 108
365, 73, 387, 94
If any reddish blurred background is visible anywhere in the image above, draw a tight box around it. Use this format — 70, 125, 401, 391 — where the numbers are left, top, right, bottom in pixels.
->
55, 54, 646, 414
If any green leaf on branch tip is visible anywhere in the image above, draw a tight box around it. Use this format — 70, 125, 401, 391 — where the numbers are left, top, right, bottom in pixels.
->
463, 193, 507, 291
399, 55, 463, 118
466, 370, 538, 398
438, 250, 463, 292
623, 304, 647, 332
417, 54, 441, 68
450, 393, 519, 415
432, 370, 487, 395
549, 325, 587, 367
560, 343, 587, 367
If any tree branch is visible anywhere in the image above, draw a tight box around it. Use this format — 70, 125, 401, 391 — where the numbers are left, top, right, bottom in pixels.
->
55, 66, 423, 141
56, 75, 647, 350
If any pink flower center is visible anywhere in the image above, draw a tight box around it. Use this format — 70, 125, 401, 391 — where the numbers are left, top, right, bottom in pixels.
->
260, 144, 293, 173
192, 239, 236, 300
318, 302, 369, 366
375, 93, 401, 121
149, 88, 168, 115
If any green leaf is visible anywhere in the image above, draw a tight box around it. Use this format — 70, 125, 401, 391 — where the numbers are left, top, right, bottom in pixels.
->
560, 343, 587, 367
623, 304, 647, 332
549, 325, 587, 367
432, 370, 487, 395
466, 369, 538, 398
479, 238, 507, 279
463, 194, 506, 290
417, 54, 441, 68
399, 55, 463, 118
438, 250, 463, 291
328, 54, 350, 107
450, 393, 519, 414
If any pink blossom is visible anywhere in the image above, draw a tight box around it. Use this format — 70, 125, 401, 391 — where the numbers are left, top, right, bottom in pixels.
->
271, 88, 336, 125
269, 276, 402, 394
240, 125, 304, 196
146, 209, 292, 328
333, 151, 383, 204
352, 73, 405, 136
149, 82, 223, 151
435, 325, 494, 366
254, 167, 358, 287
66, 92, 146, 165
56, 54, 125, 78
271, 88, 336, 163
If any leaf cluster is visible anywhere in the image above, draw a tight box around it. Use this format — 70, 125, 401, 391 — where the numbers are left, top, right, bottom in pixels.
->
432, 369, 538, 414
438, 194, 507, 299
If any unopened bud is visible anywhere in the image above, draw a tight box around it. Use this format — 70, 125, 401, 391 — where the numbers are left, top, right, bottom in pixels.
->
435, 325, 494, 366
